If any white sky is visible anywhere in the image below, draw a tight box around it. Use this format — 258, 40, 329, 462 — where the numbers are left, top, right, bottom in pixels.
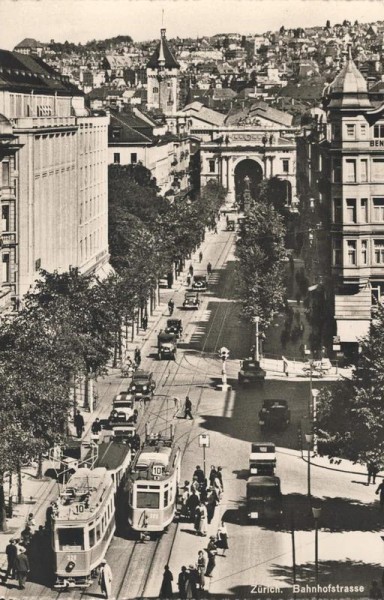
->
0, 0, 383, 49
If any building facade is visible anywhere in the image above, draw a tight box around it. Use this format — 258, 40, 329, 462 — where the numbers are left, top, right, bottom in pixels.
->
147, 29, 179, 115
0, 50, 109, 305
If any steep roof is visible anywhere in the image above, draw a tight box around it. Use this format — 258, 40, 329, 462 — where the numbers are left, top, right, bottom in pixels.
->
181, 102, 226, 127
0, 49, 83, 96
327, 51, 372, 110
108, 109, 155, 145
147, 29, 179, 70
14, 38, 44, 50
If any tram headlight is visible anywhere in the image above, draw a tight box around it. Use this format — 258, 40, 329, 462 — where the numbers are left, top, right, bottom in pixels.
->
131, 385, 136, 391
143, 386, 148, 391
66, 560, 76, 572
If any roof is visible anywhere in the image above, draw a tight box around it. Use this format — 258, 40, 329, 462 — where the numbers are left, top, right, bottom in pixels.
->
109, 109, 155, 144
247, 476, 280, 486
55, 467, 111, 521
92, 442, 131, 471
225, 101, 293, 127
105, 54, 132, 69
0, 49, 83, 96
327, 53, 372, 109
147, 29, 179, 70
181, 102, 226, 127
334, 285, 372, 320
14, 38, 44, 50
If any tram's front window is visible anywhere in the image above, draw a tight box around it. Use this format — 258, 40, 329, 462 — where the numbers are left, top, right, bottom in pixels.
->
137, 491, 159, 509
58, 527, 84, 550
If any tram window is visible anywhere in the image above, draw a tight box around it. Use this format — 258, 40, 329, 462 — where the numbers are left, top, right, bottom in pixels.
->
96, 521, 101, 541
137, 491, 159, 509
58, 528, 84, 550
164, 489, 169, 507
89, 527, 95, 548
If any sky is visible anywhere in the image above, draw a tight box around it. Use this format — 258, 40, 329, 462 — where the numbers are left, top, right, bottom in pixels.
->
1, 0, 383, 49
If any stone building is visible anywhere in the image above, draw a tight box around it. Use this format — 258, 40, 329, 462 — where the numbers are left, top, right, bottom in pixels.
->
147, 29, 179, 115
0, 49, 110, 307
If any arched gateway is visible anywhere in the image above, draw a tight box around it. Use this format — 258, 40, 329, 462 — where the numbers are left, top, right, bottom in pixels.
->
234, 159, 263, 203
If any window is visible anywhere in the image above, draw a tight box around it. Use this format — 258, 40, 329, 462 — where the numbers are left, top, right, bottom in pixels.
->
164, 489, 169, 507
131, 153, 137, 164
373, 198, 384, 221
57, 528, 84, 550
153, 87, 159, 94
2, 254, 9, 283
372, 160, 384, 181
347, 240, 357, 265
333, 198, 342, 222
333, 159, 341, 183
361, 198, 368, 222
346, 124, 355, 138
113, 153, 120, 164
333, 239, 342, 266
346, 199, 356, 223
2, 206, 9, 232
374, 124, 384, 138
137, 491, 160, 509
332, 123, 341, 141
209, 160, 215, 173
111, 127, 121, 140
360, 124, 367, 137
361, 240, 368, 265
345, 159, 356, 182
374, 240, 384, 264
96, 521, 101, 541
361, 159, 368, 182
1, 162, 9, 186
89, 528, 95, 548
282, 159, 289, 173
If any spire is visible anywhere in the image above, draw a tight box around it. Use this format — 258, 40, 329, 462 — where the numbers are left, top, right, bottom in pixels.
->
147, 29, 180, 70
327, 48, 372, 110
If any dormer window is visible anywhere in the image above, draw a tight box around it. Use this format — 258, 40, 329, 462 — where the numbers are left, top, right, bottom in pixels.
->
111, 127, 121, 140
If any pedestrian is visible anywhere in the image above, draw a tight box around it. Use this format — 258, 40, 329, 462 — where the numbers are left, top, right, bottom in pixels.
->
376, 479, 384, 509
74, 409, 85, 438
184, 396, 193, 420
216, 521, 229, 556
186, 275, 191, 287
159, 564, 173, 599
369, 580, 383, 599
189, 264, 194, 277
193, 465, 205, 485
214, 224, 218, 234
134, 347, 141, 366
213, 473, 223, 502
21, 525, 32, 547
168, 298, 174, 316
186, 565, 200, 599
199, 251, 203, 263
186, 490, 200, 523
91, 418, 102, 435
191, 476, 201, 497
177, 566, 189, 599
209, 465, 217, 487
205, 536, 218, 577
206, 489, 216, 524
197, 503, 208, 537
142, 314, 148, 332
217, 466, 224, 491
98, 559, 112, 599
173, 396, 181, 417
207, 262, 212, 276
368, 462, 379, 485
26, 512, 36, 534
194, 501, 202, 534
196, 550, 206, 590
181, 481, 191, 519
15, 547, 29, 590
2, 539, 17, 583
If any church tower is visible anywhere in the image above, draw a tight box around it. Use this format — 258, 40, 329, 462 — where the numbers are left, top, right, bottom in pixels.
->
146, 29, 179, 115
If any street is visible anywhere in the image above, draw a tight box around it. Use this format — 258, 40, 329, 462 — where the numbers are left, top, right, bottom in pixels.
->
3, 218, 383, 599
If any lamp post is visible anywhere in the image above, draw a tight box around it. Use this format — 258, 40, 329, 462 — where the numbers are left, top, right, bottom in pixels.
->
254, 316, 260, 362
312, 506, 322, 591
305, 432, 313, 498
312, 388, 321, 454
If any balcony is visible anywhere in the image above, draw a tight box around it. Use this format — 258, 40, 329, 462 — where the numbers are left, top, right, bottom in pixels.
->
1, 232, 16, 247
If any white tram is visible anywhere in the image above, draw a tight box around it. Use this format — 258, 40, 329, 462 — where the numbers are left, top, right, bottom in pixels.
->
126, 426, 181, 533
52, 442, 131, 589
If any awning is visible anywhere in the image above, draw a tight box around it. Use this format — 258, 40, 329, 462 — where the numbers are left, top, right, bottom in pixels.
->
336, 319, 370, 343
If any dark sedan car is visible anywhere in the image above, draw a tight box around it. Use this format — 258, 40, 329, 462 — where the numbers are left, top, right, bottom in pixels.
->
128, 370, 156, 400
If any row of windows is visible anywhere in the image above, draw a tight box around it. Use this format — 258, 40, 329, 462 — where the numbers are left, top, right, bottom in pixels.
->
113, 153, 137, 165
333, 238, 384, 266
80, 227, 106, 263
332, 158, 384, 183
80, 195, 105, 224
333, 197, 384, 223
9, 93, 72, 118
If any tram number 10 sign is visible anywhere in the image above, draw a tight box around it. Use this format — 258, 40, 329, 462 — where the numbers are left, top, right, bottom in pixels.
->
152, 465, 163, 476
199, 434, 210, 448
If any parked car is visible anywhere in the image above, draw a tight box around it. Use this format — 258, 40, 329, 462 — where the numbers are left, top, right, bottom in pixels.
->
246, 476, 283, 523
238, 359, 266, 384
165, 318, 183, 338
128, 370, 156, 400
249, 442, 276, 476
183, 291, 200, 309
192, 275, 208, 292
259, 399, 291, 430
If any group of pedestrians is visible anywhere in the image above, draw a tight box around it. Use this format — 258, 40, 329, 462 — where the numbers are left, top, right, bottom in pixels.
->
2, 513, 42, 590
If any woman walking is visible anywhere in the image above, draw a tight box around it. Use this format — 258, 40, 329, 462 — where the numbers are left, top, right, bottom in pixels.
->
217, 521, 229, 556
197, 502, 208, 537
196, 550, 206, 590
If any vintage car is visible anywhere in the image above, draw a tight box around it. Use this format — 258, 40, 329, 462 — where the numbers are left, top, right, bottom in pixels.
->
183, 291, 200, 309
227, 219, 235, 231
249, 442, 276, 476
157, 331, 177, 360
259, 399, 291, 430
246, 476, 283, 523
128, 369, 156, 400
192, 275, 208, 292
238, 359, 266, 384
165, 318, 183, 338
111, 392, 134, 420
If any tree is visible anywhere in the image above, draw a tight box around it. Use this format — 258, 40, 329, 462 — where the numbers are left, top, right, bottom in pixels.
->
316, 305, 384, 466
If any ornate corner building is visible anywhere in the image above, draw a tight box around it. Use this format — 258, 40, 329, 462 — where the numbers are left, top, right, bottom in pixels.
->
0, 50, 110, 311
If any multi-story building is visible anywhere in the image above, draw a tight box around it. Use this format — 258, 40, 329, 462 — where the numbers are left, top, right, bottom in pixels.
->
147, 30, 179, 115
0, 49, 110, 306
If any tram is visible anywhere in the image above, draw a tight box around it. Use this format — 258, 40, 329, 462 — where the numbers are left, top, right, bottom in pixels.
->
52, 442, 131, 589
126, 425, 181, 534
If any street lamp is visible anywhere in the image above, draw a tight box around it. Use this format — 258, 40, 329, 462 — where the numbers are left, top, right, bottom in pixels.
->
253, 316, 260, 362
312, 506, 322, 590
312, 388, 321, 454
305, 432, 313, 498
